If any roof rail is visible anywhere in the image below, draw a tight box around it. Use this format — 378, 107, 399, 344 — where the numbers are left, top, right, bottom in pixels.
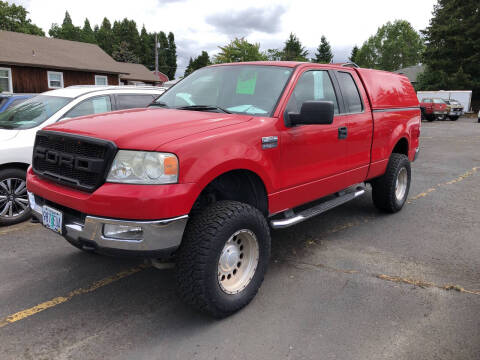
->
341, 62, 359, 68
66, 85, 164, 90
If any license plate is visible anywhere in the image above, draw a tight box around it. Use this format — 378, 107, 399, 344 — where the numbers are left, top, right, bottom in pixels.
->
42, 206, 63, 234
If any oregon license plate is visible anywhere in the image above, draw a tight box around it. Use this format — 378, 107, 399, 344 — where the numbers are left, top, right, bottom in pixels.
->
42, 206, 63, 234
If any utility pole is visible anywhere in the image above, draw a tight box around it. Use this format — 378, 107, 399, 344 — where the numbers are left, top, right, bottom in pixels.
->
154, 33, 159, 81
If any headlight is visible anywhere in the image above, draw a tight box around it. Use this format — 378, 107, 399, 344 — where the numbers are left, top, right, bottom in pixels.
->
107, 150, 178, 184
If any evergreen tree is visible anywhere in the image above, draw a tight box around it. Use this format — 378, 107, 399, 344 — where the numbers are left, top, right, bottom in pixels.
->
0, 1, 44, 35
140, 25, 154, 70
281, 33, 308, 61
184, 51, 210, 76
314, 35, 333, 63
95, 18, 113, 55
355, 20, 424, 71
49, 11, 82, 41
166, 32, 177, 80
417, 0, 480, 99
81, 18, 96, 43
157, 31, 169, 76
112, 41, 140, 63
213, 38, 267, 63
349, 45, 359, 64
112, 18, 141, 60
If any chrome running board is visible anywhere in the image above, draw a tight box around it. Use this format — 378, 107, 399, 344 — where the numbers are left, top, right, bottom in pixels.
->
270, 184, 366, 229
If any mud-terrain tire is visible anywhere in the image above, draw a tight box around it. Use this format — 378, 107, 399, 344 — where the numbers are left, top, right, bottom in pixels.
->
0, 168, 31, 226
176, 200, 270, 318
371, 153, 411, 213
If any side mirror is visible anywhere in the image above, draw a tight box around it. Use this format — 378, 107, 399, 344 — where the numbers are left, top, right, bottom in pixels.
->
287, 101, 334, 126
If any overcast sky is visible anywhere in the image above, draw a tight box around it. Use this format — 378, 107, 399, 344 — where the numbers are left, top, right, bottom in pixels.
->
14, 0, 438, 78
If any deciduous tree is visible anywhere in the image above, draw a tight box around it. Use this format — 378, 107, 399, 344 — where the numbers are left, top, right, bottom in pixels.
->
0, 1, 44, 35
355, 20, 423, 71
213, 38, 267, 63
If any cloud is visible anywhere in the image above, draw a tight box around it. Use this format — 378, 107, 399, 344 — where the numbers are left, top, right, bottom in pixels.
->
206, 5, 286, 37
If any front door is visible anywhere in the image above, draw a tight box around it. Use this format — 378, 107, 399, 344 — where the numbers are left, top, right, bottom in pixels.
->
278, 68, 350, 207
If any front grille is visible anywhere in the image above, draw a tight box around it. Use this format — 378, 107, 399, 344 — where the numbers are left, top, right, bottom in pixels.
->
32, 130, 117, 192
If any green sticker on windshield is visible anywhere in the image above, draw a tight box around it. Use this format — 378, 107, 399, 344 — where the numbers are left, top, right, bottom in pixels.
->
236, 71, 257, 95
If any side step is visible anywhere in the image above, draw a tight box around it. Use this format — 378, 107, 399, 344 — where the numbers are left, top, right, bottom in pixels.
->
270, 184, 366, 229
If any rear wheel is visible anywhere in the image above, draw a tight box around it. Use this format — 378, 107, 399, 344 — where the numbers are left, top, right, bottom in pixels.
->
371, 153, 411, 213
449, 116, 459, 121
176, 201, 270, 318
0, 168, 31, 226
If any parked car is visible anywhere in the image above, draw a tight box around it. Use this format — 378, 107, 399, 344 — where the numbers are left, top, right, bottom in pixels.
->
0, 85, 165, 226
419, 98, 448, 121
443, 99, 463, 120
0, 93, 35, 113
27, 62, 420, 317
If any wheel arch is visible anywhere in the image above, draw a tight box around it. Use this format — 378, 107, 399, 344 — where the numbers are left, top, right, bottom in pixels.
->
189, 167, 269, 217
0, 162, 30, 172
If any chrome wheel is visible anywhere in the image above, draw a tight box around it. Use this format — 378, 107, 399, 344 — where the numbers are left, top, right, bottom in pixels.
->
218, 229, 259, 295
395, 167, 408, 201
0, 178, 29, 218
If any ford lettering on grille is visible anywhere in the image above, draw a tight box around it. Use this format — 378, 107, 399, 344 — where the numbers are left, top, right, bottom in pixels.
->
32, 131, 117, 192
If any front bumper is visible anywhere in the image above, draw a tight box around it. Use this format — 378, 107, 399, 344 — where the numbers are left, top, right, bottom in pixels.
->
413, 147, 420, 162
29, 192, 188, 257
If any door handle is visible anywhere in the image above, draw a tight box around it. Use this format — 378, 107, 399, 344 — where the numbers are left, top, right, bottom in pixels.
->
338, 127, 348, 139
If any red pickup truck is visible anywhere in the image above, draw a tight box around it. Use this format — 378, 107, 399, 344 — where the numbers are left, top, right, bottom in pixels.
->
419, 98, 448, 121
27, 62, 420, 317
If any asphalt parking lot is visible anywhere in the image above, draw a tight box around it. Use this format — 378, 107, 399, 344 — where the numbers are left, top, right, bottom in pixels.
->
0, 117, 479, 360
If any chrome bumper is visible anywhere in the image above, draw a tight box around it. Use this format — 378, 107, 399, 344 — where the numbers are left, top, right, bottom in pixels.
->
414, 147, 420, 162
29, 192, 188, 253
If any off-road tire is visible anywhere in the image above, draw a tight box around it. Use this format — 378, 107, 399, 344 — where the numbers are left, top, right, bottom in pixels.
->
176, 200, 270, 318
371, 153, 411, 213
0, 168, 31, 226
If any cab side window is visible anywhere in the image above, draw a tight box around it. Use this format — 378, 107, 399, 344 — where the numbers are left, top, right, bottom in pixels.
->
66, 96, 112, 118
116, 94, 157, 110
336, 72, 363, 113
286, 70, 339, 115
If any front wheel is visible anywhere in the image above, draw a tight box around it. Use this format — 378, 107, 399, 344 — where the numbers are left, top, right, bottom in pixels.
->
371, 153, 411, 213
176, 201, 270, 318
0, 168, 31, 226
449, 116, 459, 121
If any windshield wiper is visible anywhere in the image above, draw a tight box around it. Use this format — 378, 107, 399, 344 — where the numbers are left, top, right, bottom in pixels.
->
149, 101, 169, 108
176, 105, 231, 114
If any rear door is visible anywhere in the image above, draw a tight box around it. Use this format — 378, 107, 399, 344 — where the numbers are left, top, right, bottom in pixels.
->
333, 69, 373, 181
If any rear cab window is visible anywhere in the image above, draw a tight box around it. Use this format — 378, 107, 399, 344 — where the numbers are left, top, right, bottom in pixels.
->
336, 71, 363, 113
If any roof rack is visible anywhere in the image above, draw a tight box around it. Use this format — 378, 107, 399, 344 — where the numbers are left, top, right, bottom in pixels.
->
341, 62, 359, 68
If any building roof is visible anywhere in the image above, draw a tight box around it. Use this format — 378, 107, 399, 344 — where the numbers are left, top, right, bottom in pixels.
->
115, 62, 168, 83
394, 65, 425, 83
0, 30, 125, 74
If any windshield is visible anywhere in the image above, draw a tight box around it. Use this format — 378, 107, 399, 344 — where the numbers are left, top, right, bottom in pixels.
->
433, 99, 445, 104
0, 95, 71, 130
154, 65, 293, 116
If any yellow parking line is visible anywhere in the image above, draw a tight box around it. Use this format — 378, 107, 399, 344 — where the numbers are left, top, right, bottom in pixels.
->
0, 166, 478, 329
0, 264, 149, 328
408, 166, 479, 203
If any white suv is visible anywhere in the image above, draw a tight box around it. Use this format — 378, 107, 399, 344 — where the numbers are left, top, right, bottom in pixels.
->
0, 86, 165, 226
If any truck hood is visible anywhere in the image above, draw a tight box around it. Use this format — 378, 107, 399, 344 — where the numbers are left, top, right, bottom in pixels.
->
43, 108, 252, 151
0, 129, 19, 142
